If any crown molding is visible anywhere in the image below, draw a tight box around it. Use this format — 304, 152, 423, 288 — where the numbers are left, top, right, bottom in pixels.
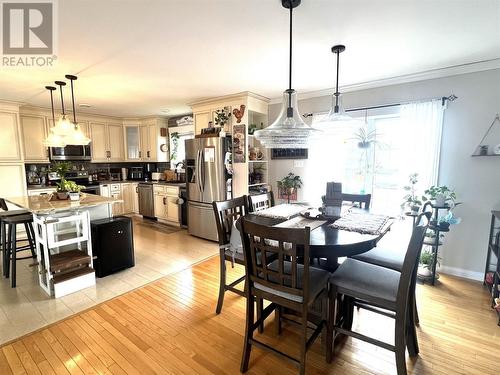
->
189, 91, 270, 107
269, 58, 500, 104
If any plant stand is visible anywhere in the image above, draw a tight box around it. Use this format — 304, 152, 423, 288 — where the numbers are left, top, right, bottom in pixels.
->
419, 203, 451, 285
484, 211, 500, 326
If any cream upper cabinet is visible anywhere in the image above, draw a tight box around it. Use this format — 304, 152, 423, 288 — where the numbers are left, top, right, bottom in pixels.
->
20, 115, 49, 162
193, 111, 211, 135
90, 122, 124, 162
107, 124, 124, 161
139, 125, 149, 160
90, 122, 108, 161
148, 123, 159, 161
125, 126, 140, 160
0, 111, 22, 161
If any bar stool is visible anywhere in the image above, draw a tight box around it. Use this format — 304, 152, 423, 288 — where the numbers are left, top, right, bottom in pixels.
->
2, 213, 36, 288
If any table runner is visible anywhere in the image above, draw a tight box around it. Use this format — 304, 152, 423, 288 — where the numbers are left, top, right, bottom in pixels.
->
274, 216, 326, 231
330, 212, 390, 235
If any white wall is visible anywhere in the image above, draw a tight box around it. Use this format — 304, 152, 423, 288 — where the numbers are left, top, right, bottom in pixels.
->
269, 68, 500, 280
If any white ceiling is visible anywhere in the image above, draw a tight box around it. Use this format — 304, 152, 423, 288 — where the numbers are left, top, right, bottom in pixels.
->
1, 0, 499, 117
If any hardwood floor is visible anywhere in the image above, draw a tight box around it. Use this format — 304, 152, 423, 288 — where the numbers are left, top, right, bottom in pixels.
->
0, 255, 498, 374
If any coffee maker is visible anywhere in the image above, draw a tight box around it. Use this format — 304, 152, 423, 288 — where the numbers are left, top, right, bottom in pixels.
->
143, 163, 157, 181
128, 167, 144, 180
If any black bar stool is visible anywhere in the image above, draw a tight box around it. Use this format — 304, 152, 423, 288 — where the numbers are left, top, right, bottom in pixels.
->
2, 213, 36, 288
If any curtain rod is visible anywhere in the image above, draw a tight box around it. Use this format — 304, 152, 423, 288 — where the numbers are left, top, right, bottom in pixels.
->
302, 94, 458, 118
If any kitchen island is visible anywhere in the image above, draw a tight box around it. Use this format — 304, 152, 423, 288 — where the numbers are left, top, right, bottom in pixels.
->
5, 193, 120, 297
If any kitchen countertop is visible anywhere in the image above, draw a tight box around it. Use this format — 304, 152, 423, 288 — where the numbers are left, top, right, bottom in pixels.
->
27, 180, 186, 190
5, 193, 120, 214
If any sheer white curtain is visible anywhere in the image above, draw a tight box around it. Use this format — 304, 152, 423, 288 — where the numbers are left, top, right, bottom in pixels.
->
399, 99, 444, 188
304, 99, 445, 211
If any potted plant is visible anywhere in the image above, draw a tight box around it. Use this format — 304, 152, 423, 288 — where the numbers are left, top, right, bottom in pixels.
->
277, 172, 303, 204
50, 162, 72, 199
64, 181, 84, 201
423, 185, 456, 207
418, 250, 440, 277
401, 173, 422, 214
351, 125, 378, 149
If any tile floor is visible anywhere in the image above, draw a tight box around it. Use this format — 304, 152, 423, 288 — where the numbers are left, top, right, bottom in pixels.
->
0, 216, 218, 345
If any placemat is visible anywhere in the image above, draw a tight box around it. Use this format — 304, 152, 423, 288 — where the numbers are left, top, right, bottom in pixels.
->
253, 203, 308, 220
330, 212, 390, 235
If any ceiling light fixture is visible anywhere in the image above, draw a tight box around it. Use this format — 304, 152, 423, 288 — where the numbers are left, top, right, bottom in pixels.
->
65, 74, 91, 145
254, 0, 319, 149
43, 85, 65, 147
43, 75, 90, 147
314, 45, 358, 129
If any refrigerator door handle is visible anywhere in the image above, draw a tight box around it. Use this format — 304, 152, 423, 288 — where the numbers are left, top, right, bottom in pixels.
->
196, 149, 203, 194
201, 148, 205, 193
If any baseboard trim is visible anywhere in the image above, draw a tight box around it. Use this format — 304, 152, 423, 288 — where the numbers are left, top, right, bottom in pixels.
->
439, 265, 484, 282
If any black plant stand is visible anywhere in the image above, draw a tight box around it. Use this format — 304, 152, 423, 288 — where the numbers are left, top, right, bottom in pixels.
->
484, 211, 500, 326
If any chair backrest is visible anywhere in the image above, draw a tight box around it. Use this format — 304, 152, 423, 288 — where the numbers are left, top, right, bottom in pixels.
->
0, 198, 8, 211
396, 212, 431, 310
212, 196, 248, 247
248, 192, 275, 213
239, 217, 311, 304
342, 193, 372, 209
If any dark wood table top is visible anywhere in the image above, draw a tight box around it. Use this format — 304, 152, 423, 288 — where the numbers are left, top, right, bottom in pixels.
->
244, 208, 393, 259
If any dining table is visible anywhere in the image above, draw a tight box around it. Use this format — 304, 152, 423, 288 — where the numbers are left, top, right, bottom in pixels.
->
242, 205, 394, 271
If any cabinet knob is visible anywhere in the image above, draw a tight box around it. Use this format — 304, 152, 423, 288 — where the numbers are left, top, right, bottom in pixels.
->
139, 151, 142, 158
147, 151, 150, 158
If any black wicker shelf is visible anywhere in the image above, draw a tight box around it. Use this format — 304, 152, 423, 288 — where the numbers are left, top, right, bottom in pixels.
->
484, 211, 500, 326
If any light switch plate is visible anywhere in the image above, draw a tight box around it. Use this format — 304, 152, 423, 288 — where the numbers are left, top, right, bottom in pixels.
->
293, 160, 305, 168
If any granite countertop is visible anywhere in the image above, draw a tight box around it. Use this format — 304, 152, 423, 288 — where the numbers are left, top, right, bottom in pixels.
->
5, 193, 120, 214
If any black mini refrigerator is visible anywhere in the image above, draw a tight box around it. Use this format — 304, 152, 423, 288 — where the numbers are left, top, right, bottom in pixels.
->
91, 216, 135, 277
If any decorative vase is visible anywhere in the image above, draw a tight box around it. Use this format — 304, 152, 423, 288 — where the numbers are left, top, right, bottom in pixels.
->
434, 194, 446, 207
417, 265, 431, 277
56, 191, 69, 200
68, 192, 80, 201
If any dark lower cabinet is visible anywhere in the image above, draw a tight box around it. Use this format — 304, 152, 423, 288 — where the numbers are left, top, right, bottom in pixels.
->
91, 216, 135, 278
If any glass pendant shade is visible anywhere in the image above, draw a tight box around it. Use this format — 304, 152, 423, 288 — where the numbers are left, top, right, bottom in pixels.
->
68, 123, 91, 145
43, 128, 66, 147
52, 114, 74, 136
313, 93, 361, 130
254, 89, 319, 148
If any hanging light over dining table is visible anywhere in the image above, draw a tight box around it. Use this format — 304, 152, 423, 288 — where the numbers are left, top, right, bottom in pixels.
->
254, 0, 320, 149
314, 45, 360, 131
43, 74, 91, 147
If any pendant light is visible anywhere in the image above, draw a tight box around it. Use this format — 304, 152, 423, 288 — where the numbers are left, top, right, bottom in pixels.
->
65, 74, 90, 145
314, 45, 358, 129
43, 85, 66, 147
53, 80, 74, 136
254, 0, 319, 149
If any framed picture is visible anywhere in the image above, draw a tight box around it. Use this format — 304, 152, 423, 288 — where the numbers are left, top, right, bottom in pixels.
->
271, 148, 308, 159
233, 124, 246, 163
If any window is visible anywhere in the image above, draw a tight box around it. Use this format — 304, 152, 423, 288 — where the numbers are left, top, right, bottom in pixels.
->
169, 126, 194, 168
308, 100, 444, 213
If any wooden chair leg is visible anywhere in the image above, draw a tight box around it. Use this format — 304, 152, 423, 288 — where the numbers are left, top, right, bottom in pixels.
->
10, 224, 16, 288
299, 310, 308, 375
216, 252, 226, 314
275, 305, 282, 335
24, 223, 36, 258
1, 222, 6, 277
395, 315, 408, 375
326, 286, 337, 363
406, 303, 419, 356
240, 291, 254, 373
257, 298, 264, 333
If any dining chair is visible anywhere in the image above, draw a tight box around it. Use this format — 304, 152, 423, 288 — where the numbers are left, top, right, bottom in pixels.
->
212, 196, 251, 315
238, 217, 330, 375
327, 212, 430, 375
247, 191, 275, 213
352, 211, 432, 329
341, 193, 372, 209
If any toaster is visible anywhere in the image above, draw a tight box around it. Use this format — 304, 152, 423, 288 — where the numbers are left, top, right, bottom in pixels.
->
151, 172, 165, 181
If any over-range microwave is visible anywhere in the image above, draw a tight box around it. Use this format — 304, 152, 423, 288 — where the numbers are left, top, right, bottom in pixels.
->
49, 144, 92, 161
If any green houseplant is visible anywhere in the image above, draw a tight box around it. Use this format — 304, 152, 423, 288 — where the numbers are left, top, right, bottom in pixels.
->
277, 173, 303, 203
50, 162, 72, 199
169, 132, 179, 161
422, 185, 456, 207
401, 173, 422, 214
214, 107, 232, 128
418, 249, 441, 277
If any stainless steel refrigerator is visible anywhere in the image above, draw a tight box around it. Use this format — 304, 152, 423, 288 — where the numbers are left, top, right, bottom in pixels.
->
185, 137, 228, 241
